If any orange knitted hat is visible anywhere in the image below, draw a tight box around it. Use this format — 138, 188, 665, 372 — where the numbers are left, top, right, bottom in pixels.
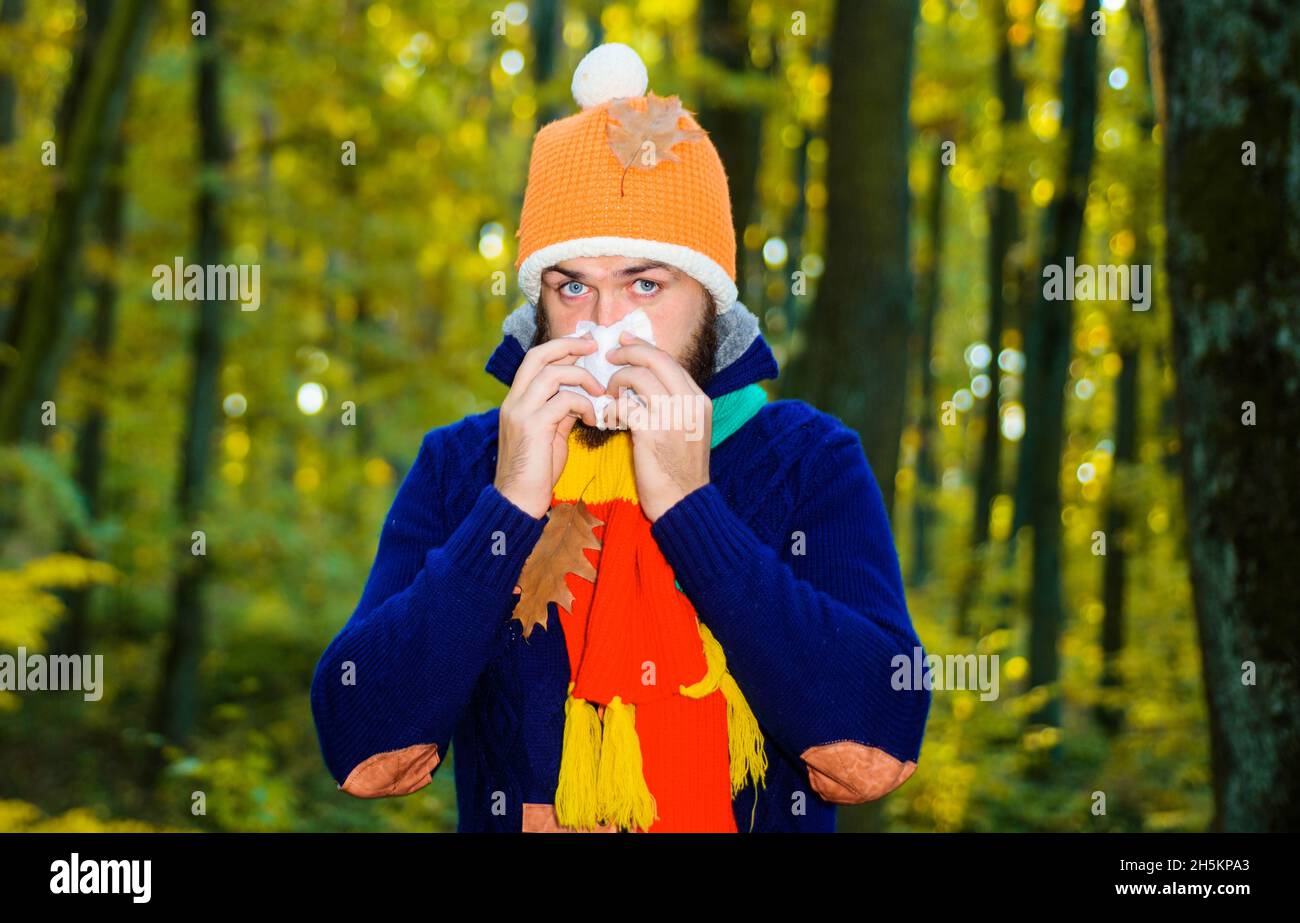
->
515, 42, 738, 313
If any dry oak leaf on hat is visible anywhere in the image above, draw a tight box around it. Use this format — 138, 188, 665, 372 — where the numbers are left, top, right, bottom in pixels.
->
606, 92, 707, 195
511, 500, 603, 640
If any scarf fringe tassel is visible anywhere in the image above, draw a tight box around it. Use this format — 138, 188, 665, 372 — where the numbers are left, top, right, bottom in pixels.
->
554, 622, 767, 832
553, 682, 604, 831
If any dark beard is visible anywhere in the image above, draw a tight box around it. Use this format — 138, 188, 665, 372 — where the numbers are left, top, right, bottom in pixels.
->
531, 291, 718, 449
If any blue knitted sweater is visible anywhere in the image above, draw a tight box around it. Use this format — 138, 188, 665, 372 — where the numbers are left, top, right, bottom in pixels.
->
310, 305, 931, 832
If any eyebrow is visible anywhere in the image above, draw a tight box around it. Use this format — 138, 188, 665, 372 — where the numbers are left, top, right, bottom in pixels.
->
541, 261, 682, 283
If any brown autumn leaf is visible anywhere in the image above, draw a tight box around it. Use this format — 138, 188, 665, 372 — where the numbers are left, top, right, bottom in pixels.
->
606, 92, 707, 194
511, 500, 603, 640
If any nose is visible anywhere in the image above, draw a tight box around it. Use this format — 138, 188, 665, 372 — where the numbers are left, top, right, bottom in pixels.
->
590, 289, 636, 328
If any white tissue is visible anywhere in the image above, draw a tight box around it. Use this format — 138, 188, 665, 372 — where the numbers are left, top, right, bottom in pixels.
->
558, 308, 656, 428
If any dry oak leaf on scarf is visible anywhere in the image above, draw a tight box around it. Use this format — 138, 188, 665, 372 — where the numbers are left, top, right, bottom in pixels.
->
511, 500, 603, 640
606, 92, 707, 194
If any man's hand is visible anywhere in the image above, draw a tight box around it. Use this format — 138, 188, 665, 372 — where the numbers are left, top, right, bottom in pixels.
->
495, 333, 604, 519
603, 330, 712, 523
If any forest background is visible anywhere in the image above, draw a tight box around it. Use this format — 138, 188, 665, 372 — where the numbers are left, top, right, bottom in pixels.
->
1, 0, 1296, 832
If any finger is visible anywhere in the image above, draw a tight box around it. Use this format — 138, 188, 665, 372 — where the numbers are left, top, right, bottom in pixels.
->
605, 366, 669, 401
520, 364, 606, 410
556, 410, 580, 440
607, 386, 650, 432
513, 367, 604, 418
510, 333, 598, 400
604, 337, 699, 395
602, 395, 625, 431
541, 390, 600, 429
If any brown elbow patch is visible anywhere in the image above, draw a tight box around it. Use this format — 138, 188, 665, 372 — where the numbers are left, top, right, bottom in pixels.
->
522, 803, 618, 833
340, 743, 441, 798
800, 741, 917, 804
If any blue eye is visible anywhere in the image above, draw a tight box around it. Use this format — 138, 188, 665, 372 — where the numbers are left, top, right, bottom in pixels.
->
561, 281, 587, 297
634, 279, 660, 295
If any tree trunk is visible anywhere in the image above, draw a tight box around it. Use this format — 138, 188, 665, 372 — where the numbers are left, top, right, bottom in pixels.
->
1096, 343, 1136, 733
0, 0, 21, 147
530, 0, 564, 126
698, 0, 763, 305
957, 3, 1025, 630
1096, 7, 1157, 735
782, 0, 917, 517
55, 136, 126, 655
0, 0, 24, 335
1024, 0, 1100, 728
1147, 0, 1300, 831
153, 0, 230, 745
973, 4, 1023, 549
2, 0, 108, 376
911, 153, 945, 587
0, 0, 154, 443
54, 0, 112, 143
782, 130, 811, 332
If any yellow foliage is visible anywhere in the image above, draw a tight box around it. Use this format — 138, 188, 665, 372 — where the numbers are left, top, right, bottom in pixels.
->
0, 800, 179, 833
0, 554, 118, 649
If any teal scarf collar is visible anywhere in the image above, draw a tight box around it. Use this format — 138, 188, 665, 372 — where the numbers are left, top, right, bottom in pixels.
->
710, 382, 767, 448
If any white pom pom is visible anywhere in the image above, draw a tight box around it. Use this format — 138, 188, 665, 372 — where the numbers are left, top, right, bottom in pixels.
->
571, 42, 648, 110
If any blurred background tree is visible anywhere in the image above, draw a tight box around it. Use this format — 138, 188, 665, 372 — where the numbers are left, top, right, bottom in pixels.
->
0, 0, 1294, 833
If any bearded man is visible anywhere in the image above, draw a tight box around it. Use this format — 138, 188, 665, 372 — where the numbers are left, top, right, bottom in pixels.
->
311, 42, 931, 833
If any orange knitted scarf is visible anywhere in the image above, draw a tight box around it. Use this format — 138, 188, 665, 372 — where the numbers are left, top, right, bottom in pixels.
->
540, 427, 766, 832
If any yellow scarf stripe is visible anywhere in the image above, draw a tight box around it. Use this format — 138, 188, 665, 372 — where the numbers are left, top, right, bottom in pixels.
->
553, 429, 639, 503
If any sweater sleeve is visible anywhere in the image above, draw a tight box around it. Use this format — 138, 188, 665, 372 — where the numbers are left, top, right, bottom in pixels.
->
649, 425, 931, 805
310, 425, 547, 798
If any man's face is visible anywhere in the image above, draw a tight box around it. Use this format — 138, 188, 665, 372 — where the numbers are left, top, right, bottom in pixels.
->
533, 255, 717, 448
